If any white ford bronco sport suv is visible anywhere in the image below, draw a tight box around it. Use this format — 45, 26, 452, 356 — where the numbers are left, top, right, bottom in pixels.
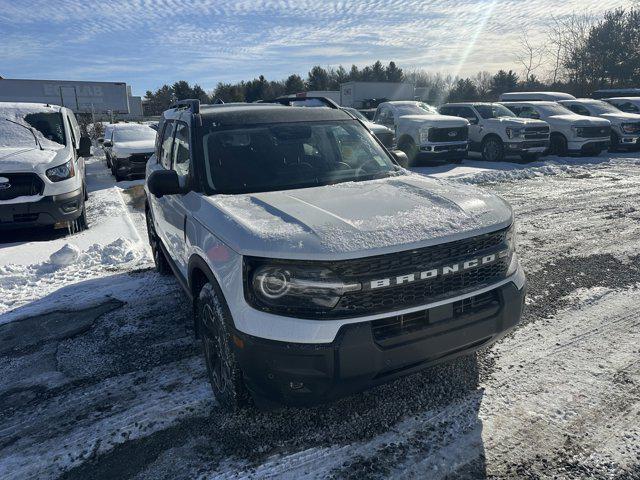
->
558, 98, 640, 151
0, 102, 91, 232
373, 101, 469, 165
144, 99, 526, 410
439, 103, 550, 162
500, 101, 611, 156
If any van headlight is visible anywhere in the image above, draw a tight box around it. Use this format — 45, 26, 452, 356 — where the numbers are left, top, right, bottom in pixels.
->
419, 127, 431, 144
505, 222, 519, 275
46, 159, 75, 182
244, 257, 361, 316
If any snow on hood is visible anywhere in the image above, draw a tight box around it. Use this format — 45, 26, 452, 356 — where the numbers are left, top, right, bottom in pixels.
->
398, 114, 469, 128
599, 112, 640, 123
548, 114, 611, 126
112, 140, 155, 156
0, 146, 68, 173
201, 173, 512, 260
485, 117, 548, 127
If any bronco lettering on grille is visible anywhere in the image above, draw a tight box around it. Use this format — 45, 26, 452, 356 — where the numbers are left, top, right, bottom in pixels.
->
365, 249, 509, 291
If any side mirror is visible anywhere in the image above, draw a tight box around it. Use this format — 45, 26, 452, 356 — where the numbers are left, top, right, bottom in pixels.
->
466, 117, 479, 125
78, 136, 92, 157
391, 150, 409, 168
97, 137, 104, 144
147, 170, 182, 198
103, 140, 113, 148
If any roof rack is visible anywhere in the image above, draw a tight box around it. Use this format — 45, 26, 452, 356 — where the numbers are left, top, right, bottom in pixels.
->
171, 99, 200, 114
273, 95, 340, 109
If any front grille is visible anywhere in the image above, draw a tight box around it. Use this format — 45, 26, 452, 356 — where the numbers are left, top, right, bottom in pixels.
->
524, 126, 550, 140
428, 126, 468, 143
372, 290, 499, 342
0, 173, 44, 200
129, 152, 153, 163
336, 258, 508, 315
578, 126, 611, 138
375, 131, 395, 148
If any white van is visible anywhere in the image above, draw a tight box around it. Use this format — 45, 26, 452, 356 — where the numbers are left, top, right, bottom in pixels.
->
499, 92, 576, 102
0, 102, 91, 232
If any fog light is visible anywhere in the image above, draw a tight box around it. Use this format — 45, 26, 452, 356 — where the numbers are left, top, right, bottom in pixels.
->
289, 381, 304, 390
61, 201, 78, 213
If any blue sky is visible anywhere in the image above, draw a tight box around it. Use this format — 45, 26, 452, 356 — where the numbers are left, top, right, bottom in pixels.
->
0, 0, 631, 96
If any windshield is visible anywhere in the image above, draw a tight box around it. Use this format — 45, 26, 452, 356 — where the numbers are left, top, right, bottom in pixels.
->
202, 121, 400, 194
535, 104, 574, 116
475, 104, 516, 119
342, 107, 369, 122
0, 111, 66, 148
113, 126, 157, 143
586, 101, 623, 114
395, 102, 437, 116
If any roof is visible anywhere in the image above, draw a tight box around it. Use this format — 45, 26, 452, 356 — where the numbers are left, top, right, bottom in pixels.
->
195, 103, 352, 125
0, 101, 63, 113
443, 102, 499, 107
500, 91, 575, 100
499, 101, 558, 106
605, 97, 640, 102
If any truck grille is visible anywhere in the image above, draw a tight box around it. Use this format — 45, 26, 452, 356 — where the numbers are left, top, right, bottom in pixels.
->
328, 227, 510, 317
371, 290, 499, 343
524, 126, 550, 140
0, 173, 44, 201
129, 152, 153, 163
375, 131, 395, 148
428, 126, 468, 143
578, 126, 611, 138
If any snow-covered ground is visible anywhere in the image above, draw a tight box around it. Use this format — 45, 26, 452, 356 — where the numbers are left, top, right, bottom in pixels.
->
1, 152, 639, 479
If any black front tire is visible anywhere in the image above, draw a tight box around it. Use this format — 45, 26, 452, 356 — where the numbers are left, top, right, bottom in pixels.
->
549, 134, 568, 156
398, 137, 419, 166
67, 199, 88, 235
197, 283, 250, 412
481, 137, 504, 162
609, 132, 620, 152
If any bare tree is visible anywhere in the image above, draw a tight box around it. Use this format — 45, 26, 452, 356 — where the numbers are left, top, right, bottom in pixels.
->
515, 32, 545, 81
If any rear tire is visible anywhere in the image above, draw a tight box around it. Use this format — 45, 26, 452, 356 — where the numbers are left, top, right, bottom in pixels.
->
197, 283, 251, 412
481, 137, 504, 162
549, 133, 568, 156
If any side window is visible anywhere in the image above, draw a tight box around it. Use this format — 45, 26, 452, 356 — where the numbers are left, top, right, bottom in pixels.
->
439, 106, 455, 116
568, 104, 590, 116
159, 121, 176, 169
458, 107, 479, 123
518, 107, 540, 119
66, 115, 77, 148
622, 102, 639, 113
172, 122, 190, 182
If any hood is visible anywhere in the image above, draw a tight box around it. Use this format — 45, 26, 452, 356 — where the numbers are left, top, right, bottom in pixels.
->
198, 173, 512, 260
398, 114, 469, 128
0, 146, 68, 174
113, 140, 155, 156
599, 112, 640, 124
547, 114, 611, 126
484, 117, 548, 127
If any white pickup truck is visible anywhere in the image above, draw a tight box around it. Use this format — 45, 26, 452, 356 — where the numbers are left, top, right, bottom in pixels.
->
500, 101, 611, 156
373, 101, 469, 165
439, 103, 550, 162
558, 98, 640, 151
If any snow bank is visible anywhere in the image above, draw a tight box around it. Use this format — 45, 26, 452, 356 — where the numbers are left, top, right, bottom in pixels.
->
49, 244, 80, 266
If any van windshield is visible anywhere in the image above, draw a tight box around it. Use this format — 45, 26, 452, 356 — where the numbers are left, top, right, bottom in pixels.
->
201, 120, 400, 194
0, 111, 66, 148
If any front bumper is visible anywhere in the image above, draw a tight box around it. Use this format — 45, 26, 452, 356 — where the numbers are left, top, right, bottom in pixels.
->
113, 157, 148, 178
568, 138, 610, 154
234, 277, 526, 406
505, 140, 549, 153
618, 134, 640, 149
0, 188, 83, 229
419, 141, 469, 159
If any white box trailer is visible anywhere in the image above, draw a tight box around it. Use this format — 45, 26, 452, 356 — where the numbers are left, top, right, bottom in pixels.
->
340, 82, 415, 108
0, 78, 130, 114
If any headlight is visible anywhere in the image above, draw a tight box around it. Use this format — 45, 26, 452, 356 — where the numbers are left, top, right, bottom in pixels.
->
506, 222, 519, 275
419, 127, 431, 144
571, 125, 587, 138
506, 127, 525, 139
46, 159, 75, 182
244, 258, 361, 316
621, 123, 640, 134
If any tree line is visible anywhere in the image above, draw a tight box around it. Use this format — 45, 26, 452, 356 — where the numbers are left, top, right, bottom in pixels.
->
143, 7, 639, 115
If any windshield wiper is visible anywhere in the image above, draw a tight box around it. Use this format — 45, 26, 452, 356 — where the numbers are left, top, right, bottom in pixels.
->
3, 118, 44, 150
